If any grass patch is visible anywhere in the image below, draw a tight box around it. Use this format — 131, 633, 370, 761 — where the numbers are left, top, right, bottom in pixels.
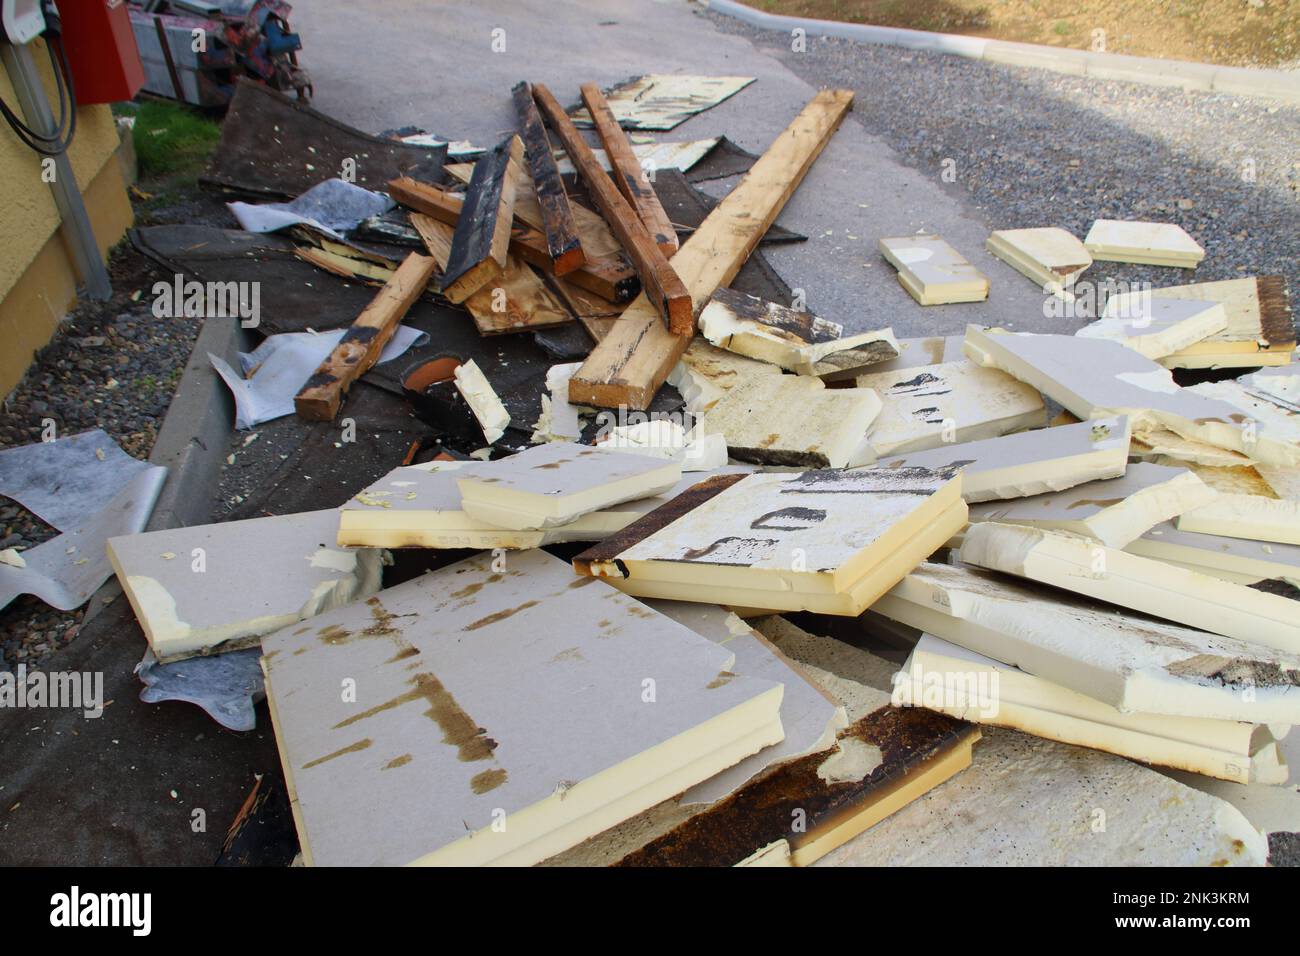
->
123, 100, 221, 180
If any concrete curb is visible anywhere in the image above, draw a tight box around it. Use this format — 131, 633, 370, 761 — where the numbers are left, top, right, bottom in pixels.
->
145, 317, 246, 532
703, 0, 1300, 105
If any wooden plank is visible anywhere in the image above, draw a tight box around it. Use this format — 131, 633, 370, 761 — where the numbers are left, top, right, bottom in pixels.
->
512, 82, 585, 276
444, 161, 623, 260
441, 134, 523, 302
410, 213, 574, 335
294, 252, 436, 421
580, 82, 678, 257
549, 274, 624, 343
532, 83, 692, 334
388, 176, 637, 303
568, 89, 855, 410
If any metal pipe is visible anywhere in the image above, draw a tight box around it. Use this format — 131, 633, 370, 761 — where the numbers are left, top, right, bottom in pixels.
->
0, 38, 112, 300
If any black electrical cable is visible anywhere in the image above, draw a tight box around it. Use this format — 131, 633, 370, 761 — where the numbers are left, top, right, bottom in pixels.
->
0, 35, 77, 156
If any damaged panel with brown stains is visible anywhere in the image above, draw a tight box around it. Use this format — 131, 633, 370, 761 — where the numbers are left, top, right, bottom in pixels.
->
261, 548, 785, 867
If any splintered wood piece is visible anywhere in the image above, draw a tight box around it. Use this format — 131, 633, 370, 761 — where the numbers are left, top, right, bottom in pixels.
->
443, 161, 623, 263
568, 89, 855, 410
440, 134, 523, 301
532, 82, 692, 334
410, 214, 574, 335
294, 252, 436, 421
389, 177, 638, 303
512, 82, 585, 275
580, 82, 679, 257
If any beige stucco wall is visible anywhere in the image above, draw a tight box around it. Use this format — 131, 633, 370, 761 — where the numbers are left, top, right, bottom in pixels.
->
0, 37, 130, 397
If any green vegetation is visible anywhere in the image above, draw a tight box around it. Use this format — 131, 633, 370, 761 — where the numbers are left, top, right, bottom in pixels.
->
116, 100, 221, 180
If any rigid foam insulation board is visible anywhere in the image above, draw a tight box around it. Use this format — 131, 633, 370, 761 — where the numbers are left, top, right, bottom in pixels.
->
642, 601, 847, 804
593, 420, 729, 473
851, 361, 1046, 463
858, 335, 966, 377
965, 462, 1217, 549
453, 359, 509, 443
698, 288, 899, 375
1160, 729, 1300, 840
574, 466, 968, 616
1257, 462, 1300, 501
1186, 380, 1300, 464
456, 442, 681, 531
1127, 519, 1300, 589
338, 462, 750, 549
531, 363, 584, 444
1130, 427, 1256, 468
1177, 494, 1300, 546
545, 617, 975, 868
1107, 276, 1294, 370
896, 635, 1288, 785
879, 235, 989, 305
870, 415, 1130, 503
958, 521, 1300, 655
1245, 363, 1300, 408
1107, 277, 1289, 356
697, 374, 883, 469
1075, 297, 1228, 360
108, 510, 385, 663
872, 560, 1300, 724
668, 338, 783, 416
262, 549, 786, 867
1084, 219, 1205, 268
817, 723, 1267, 867
618, 699, 978, 867
963, 325, 1300, 468
985, 227, 1091, 298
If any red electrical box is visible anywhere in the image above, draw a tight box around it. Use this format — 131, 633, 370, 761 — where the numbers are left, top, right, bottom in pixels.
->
58, 0, 146, 104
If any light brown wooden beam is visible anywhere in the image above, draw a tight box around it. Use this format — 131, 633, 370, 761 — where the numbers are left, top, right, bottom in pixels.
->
295, 252, 436, 421
580, 82, 678, 259
388, 176, 638, 303
532, 82, 692, 335
567, 89, 855, 411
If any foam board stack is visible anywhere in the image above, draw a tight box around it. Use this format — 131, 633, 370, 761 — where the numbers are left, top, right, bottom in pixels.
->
875, 561, 1300, 784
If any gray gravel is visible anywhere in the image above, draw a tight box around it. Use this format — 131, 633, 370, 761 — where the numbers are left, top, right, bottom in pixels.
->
705, 12, 1300, 304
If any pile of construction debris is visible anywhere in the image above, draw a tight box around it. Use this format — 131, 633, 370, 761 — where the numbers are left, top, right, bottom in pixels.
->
9, 72, 1297, 867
